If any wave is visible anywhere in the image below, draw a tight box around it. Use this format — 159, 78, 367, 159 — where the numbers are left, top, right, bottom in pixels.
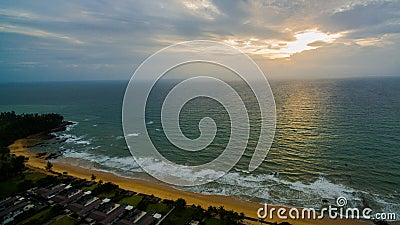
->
186, 173, 399, 219
135, 157, 225, 184
56, 149, 399, 219
54, 133, 91, 145
213, 173, 357, 204
61, 149, 143, 173
65, 121, 78, 132
51, 121, 92, 145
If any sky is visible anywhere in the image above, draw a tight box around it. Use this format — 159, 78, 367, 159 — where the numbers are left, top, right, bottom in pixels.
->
0, 0, 399, 82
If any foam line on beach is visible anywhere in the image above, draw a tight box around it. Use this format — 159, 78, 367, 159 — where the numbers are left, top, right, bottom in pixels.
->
57, 147, 400, 219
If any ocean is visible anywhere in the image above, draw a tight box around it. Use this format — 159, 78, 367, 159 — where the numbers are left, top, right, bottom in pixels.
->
0, 77, 399, 217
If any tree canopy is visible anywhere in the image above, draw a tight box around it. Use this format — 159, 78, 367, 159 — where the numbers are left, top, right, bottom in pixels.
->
0, 111, 65, 181
0, 111, 64, 147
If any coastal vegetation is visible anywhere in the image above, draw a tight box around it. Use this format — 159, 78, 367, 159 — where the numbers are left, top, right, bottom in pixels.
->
0, 111, 64, 148
0, 111, 65, 181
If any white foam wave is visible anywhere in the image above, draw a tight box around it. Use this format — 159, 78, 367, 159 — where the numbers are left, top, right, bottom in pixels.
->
65, 121, 78, 132
61, 150, 142, 173
186, 173, 360, 208
54, 139, 400, 219
55, 148, 400, 218
60, 149, 224, 184
50, 121, 91, 145
135, 157, 224, 184
185, 171, 400, 219
56, 133, 91, 145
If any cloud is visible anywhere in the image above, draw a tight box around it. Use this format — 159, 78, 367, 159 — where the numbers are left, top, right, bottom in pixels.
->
224, 29, 344, 59
322, 0, 400, 45
0, 8, 67, 22
354, 37, 383, 47
182, 0, 223, 20
350, 33, 396, 47
0, 0, 399, 82
0, 23, 84, 44
17, 61, 39, 65
328, 1, 400, 31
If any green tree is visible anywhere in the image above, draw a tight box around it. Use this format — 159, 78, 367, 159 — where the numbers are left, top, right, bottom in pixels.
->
45, 161, 53, 171
0, 112, 65, 181
174, 198, 186, 209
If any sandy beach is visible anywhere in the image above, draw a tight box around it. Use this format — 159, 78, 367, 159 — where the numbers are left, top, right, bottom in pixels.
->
9, 137, 382, 225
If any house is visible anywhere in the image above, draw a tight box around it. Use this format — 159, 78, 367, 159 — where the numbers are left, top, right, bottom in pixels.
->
0, 197, 19, 212
87, 202, 126, 225
35, 184, 66, 199
135, 212, 155, 225
116, 209, 145, 225
51, 188, 83, 206
116, 210, 158, 225
100, 206, 126, 225
67, 195, 102, 218
189, 220, 200, 225
0, 197, 34, 225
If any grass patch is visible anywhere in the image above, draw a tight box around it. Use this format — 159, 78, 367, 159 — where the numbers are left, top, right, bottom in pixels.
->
146, 202, 171, 214
17, 205, 62, 225
162, 207, 195, 225
97, 190, 117, 198
118, 195, 143, 207
0, 175, 23, 199
205, 218, 227, 225
82, 184, 97, 191
49, 216, 78, 225
24, 171, 47, 181
0, 171, 46, 199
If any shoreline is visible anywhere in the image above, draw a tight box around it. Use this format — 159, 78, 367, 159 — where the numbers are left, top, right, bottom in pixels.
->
9, 137, 378, 225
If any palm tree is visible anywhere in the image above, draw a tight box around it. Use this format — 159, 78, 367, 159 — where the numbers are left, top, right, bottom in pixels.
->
45, 161, 53, 171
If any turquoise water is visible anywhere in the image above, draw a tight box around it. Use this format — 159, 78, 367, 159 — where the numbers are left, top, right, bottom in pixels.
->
0, 77, 399, 216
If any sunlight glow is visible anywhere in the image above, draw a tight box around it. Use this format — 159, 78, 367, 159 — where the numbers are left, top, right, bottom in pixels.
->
225, 29, 343, 59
